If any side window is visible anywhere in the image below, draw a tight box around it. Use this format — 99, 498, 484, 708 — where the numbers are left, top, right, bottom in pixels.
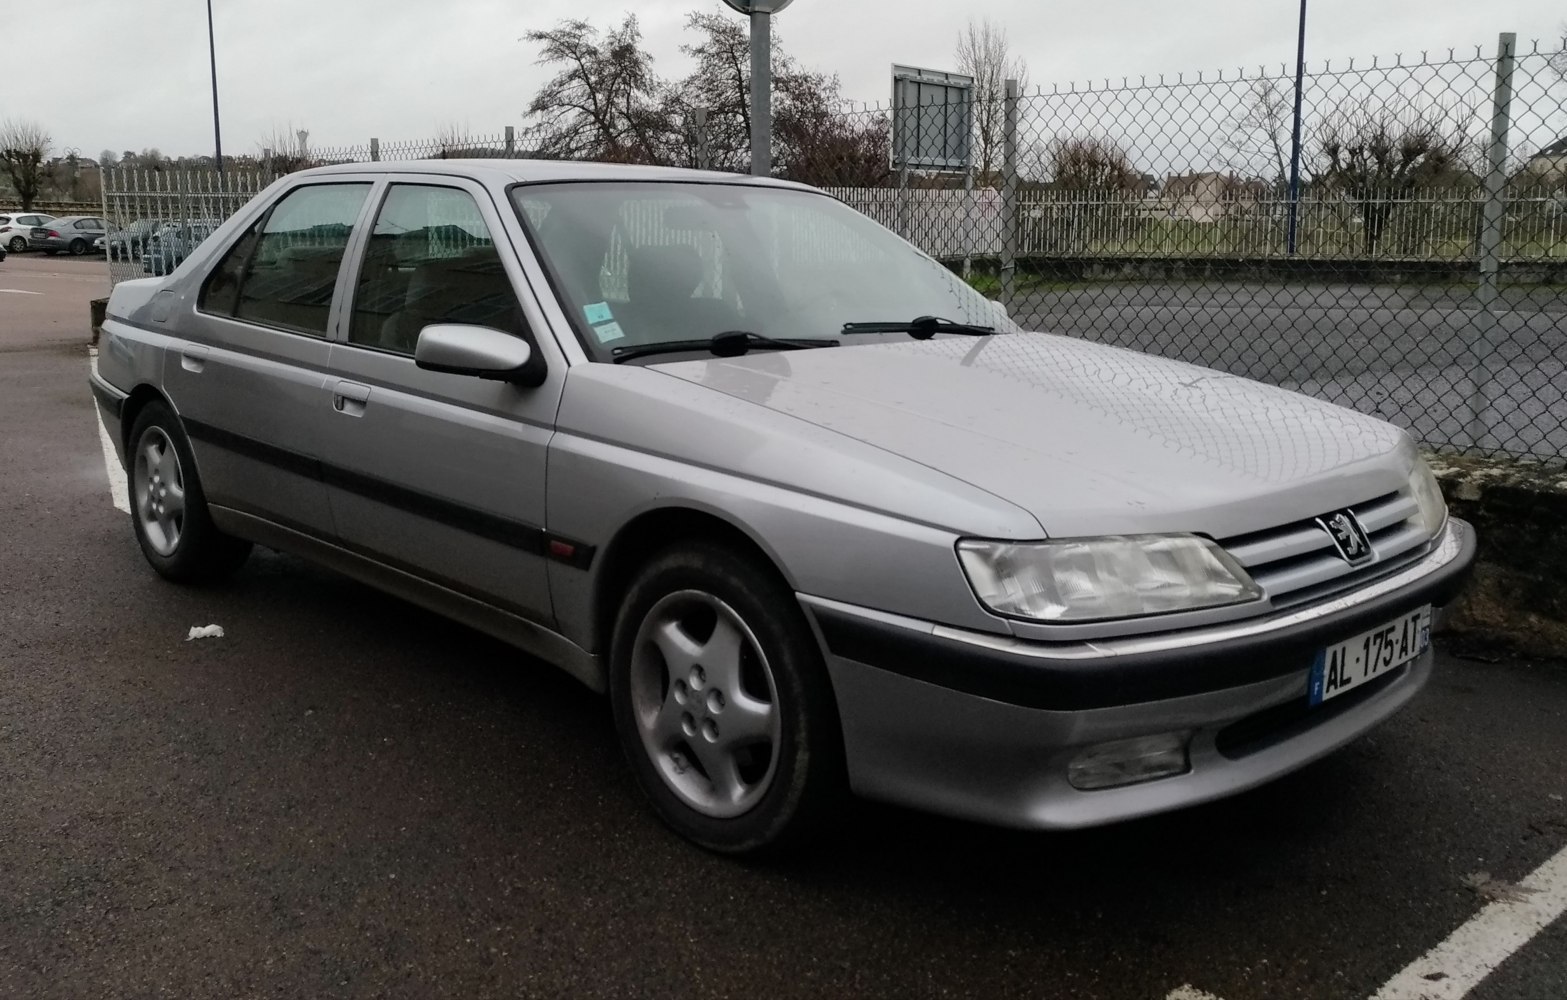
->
232, 183, 372, 337
76, 220, 96, 230
198, 220, 263, 316
348, 184, 526, 355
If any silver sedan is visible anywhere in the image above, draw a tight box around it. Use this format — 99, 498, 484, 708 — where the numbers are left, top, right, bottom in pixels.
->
91, 161, 1475, 854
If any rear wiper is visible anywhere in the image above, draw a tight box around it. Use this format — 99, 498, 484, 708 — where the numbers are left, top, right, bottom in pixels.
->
612, 330, 839, 363
841, 315, 996, 340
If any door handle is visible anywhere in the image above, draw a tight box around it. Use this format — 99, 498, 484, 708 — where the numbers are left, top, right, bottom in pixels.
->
333, 380, 371, 417
179, 345, 209, 373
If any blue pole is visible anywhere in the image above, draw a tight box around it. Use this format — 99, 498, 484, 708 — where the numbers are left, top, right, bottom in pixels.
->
207, 0, 224, 174
1285, 0, 1306, 255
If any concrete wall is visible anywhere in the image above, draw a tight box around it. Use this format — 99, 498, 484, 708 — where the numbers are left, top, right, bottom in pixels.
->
1431, 456, 1567, 658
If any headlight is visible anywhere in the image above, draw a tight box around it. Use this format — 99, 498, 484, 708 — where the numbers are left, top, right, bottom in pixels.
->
957, 534, 1262, 623
1407, 459, 1447, 538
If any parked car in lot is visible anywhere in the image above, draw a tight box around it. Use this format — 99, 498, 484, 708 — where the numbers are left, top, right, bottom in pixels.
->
90, 161, 1475, 854
0, 211, 54, 253
30, 215, 108, 255
141, 220, 221, 276
104, 218, 168, 261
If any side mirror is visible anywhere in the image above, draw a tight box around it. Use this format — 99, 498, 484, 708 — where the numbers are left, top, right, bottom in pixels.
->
414, 324, 546, 386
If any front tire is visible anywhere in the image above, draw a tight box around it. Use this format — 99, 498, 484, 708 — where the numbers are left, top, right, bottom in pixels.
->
128, 401, 252, 583
609, 541, 846, 855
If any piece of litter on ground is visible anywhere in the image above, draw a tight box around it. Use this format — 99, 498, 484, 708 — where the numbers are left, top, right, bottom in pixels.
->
1461, 871, 1539, 905
186, 625, 225, 641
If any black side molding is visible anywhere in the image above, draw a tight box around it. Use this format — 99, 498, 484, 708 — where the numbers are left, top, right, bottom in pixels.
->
182, 418, 596, 570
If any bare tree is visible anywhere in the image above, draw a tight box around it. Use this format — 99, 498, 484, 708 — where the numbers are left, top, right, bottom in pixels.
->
521, 16, 671, 164
0, 119, 52, 210
1552, 24, 1567, 80
98, 149, 120, 169
1316, 99, 1475, 254
1045, 135, 1142, 192
676, 11, 754, 170
1230, 79, 1295, 190
774, 71, 892, 187
954, 18, 1028, 187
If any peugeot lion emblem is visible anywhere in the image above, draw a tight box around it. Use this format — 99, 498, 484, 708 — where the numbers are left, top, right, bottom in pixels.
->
1316, 510, 1374, 567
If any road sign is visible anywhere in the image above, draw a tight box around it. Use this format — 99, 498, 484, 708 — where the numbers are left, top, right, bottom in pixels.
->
891, 65, 975, 172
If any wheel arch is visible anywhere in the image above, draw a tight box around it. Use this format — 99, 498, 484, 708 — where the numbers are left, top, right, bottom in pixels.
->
119, 384, 174, 457
591, 506, 800, 657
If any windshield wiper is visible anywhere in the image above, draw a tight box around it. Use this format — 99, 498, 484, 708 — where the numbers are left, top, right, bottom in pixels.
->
611, 331, 839, 363
841, 315, 997, 340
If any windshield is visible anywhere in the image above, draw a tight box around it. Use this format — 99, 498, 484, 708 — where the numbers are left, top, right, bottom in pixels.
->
511, 182, 1017, 359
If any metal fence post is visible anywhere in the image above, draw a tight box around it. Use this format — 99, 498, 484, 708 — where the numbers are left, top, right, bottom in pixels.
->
693, 108, 711, 171
1000, 78, 1019, 313
504, 125, 516, 157
370, 137, 380, 163
962, 162, 975, 281
1469, 32, 1516, 448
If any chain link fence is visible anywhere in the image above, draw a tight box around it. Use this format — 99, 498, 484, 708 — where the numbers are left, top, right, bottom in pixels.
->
100, 35, 1567, 468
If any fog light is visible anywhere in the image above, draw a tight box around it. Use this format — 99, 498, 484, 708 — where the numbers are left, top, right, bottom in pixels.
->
1067, 732, 1192, 791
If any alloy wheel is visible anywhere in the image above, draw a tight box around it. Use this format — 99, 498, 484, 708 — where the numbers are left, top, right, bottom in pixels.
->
133, 427, 187, 557
627, 590, 782, 819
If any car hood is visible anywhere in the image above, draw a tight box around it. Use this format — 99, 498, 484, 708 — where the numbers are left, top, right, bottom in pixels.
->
651, 335, 1414, 539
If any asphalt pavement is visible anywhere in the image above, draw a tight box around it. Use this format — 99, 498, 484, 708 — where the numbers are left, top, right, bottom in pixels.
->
2, 254, 1565, 999
1011, 282, 1567, 465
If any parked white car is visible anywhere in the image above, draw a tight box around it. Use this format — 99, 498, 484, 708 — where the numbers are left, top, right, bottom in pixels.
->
0, 211, 55, 253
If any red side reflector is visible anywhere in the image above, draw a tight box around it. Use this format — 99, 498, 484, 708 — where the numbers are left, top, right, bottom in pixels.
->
548, 540, 575, 560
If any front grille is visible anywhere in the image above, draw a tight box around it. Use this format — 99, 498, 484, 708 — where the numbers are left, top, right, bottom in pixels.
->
1220, 491, 1434, 609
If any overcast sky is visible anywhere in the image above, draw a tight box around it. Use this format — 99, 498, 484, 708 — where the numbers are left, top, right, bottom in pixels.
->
6, 0, 1565, 159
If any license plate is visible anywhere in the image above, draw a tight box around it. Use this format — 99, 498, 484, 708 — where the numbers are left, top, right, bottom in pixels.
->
1309, 606, 1431, 706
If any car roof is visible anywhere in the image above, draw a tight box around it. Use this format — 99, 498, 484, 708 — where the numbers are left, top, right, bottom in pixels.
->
293, 158, 816, 192
45, 215, 98, 223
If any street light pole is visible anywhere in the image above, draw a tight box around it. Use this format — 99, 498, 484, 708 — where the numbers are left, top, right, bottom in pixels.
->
750, 11, 771, 176
722, 1, 794, 176
207, 0, 224, 174
1285, 0, 1307, 255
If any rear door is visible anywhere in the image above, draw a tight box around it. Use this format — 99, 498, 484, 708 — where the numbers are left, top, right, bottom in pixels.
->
162, 179, 377, 538
319, 177, 566, 624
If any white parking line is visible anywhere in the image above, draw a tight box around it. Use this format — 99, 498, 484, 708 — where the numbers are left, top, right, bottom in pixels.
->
1372, 844, 1567, 1000
1167, 843, 1567, 1000
88, 350, 130, 513
0, 288, 43, 294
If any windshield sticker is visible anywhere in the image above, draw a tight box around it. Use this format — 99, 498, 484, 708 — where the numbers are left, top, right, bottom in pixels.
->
584, 301, 615, 325
592, 321, 626, 344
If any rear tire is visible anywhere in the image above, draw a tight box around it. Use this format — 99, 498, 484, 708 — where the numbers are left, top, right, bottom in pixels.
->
68, 239, 87, 256
6, 237, 23, 253
127, 401, 252, 583
609, 540, 846, 855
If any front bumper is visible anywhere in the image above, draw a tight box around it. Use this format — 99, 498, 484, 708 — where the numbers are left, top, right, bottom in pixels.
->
802, 517, 1475, 830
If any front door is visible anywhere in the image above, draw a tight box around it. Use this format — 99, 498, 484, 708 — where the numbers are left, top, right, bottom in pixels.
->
320, 179, 565, 625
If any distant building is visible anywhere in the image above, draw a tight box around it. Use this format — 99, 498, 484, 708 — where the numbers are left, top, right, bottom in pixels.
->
1516, 134, 1567, 187
1151, 171, 1268, 222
